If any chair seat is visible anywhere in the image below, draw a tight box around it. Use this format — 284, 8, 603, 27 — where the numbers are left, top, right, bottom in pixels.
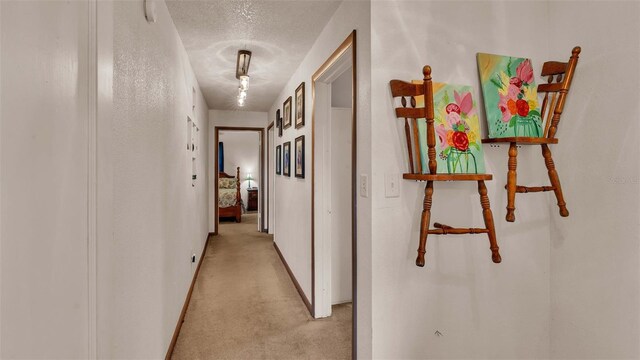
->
403, 173, 493, 181
481, 137, 558, 145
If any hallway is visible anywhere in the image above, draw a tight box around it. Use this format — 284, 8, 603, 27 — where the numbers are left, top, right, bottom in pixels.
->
3, 1, 640, 358
172, 214, 352, 359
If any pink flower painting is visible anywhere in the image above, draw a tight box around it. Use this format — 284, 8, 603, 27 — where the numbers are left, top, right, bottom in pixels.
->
477, 53, 543, 138
411, 81, 487, 174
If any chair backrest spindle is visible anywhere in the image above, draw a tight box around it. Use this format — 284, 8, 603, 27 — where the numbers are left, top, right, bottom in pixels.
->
538, 46, 581, 139
390, 65, 437, 175
404, 117, 415, 174
422, 66, 437, 175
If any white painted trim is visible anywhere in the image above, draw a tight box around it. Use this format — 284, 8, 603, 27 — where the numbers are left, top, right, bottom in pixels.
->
317, 49, 352, 84
87, 0, 98, 357
95, 1, 114, 358
313, 49, 354, 318
313, 82, 332, 318
0, 0, 3, 355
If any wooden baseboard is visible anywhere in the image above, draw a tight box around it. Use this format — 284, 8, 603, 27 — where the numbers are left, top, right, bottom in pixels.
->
165, 234, 212, 359
273, 242, 313, 317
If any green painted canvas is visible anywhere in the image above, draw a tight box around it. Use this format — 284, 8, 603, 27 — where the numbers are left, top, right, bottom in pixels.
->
413, 81, 486, 174
477, 53, 542, 138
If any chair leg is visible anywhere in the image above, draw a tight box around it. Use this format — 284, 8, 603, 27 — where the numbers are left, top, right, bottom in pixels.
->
542, 144, 569, 217
416, 181, 434, 267
506, 142, 518, 222
478, 180, 501, 263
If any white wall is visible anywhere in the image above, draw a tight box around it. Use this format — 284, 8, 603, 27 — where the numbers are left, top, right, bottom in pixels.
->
98, 1, 210, 358
330, 108, 353, 305
331, 69, 352, 108
218, 131, 260, 209
371, 1, 640, 359
547, 2, 640, 358
268, 0, 372, 356
208, 109, 268, 233
371, 1, 552, 358
209, 109, 269, 128
1, 1, 90, 357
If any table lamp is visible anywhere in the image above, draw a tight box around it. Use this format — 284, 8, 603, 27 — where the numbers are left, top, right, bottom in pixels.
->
245, 173, 254, 188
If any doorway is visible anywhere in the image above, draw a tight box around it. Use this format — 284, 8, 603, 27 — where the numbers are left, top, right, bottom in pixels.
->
214, 127, 265, 234
311, 31, 357, 356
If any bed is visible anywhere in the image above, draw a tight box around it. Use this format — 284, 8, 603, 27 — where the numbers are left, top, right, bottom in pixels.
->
218, 166, 242, 222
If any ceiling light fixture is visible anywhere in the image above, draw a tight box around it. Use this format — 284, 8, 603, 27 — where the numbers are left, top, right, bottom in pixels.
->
236, 50, 251, 79
236, 50, 252, 107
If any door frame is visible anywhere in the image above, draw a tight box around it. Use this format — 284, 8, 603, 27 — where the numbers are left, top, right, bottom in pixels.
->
311, 30, 357, 358
266, 121, 274, 233
214, 127, 265, 234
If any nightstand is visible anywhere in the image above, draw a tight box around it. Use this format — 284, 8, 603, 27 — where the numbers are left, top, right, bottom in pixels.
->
247, 188, 258, 211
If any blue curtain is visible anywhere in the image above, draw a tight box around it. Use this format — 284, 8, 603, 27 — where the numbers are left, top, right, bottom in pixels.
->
218, 142, 224, 172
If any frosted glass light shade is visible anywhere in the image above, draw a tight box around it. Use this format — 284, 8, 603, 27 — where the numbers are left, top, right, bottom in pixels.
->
239, 75, 250, 90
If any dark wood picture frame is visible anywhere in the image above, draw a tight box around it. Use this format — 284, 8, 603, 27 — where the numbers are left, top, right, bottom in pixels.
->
283, 96, 292, 129
295, 135, 305, 178
283, 141, 291, 177
276, 145, 282, 175
295, 82, 305, 129
276, 109, 282, 137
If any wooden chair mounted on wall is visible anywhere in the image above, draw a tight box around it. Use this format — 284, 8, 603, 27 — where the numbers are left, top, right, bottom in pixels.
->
390, 66, 501, 267
482, 46, 581, 222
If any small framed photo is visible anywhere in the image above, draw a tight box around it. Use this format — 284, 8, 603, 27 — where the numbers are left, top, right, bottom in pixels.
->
295, 135, 305, 178
276, 145, 282, 175
283, 141, 291, 177
276, 109, 283, 137
295, 82, 305, 129
283, 96, 292, 129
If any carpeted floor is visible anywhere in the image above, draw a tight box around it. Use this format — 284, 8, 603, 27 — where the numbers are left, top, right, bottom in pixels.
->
172, 213, 352, 359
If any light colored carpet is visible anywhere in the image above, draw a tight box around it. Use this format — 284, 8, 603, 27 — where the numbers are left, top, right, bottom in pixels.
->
172, 214, 352, 359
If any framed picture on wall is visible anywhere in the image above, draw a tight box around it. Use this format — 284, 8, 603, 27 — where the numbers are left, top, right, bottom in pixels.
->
295, 135, 305, 178
276, 109, 282, 137
276, 145, 282, 175
283, 141, 291, 177
283, 96, 292, 129
295, 82, 305, 129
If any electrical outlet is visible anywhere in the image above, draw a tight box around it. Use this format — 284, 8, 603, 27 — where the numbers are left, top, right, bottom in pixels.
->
360, 174, 369, 198
191, 254, 196, 263
385, 173, 400, 198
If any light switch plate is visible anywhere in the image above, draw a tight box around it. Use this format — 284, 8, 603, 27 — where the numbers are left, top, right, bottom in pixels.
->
360, 174, 369, 198
385, 173, 400, 198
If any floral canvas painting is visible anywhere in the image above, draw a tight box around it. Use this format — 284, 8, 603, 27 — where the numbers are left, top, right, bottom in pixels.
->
477, 53, 542, 138
413, 81, 486, 174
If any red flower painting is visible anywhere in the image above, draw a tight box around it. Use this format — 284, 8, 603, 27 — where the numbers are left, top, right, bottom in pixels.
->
452, 131, 469, 151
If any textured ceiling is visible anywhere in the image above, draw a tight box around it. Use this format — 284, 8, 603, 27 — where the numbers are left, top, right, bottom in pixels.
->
166, 0, 342, 111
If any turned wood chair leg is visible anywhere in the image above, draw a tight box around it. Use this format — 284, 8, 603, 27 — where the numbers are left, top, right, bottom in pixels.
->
506, 142, 518, 222
542, 144, 569, 217
478, 180, 501, 263
416, 181, 434, 267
